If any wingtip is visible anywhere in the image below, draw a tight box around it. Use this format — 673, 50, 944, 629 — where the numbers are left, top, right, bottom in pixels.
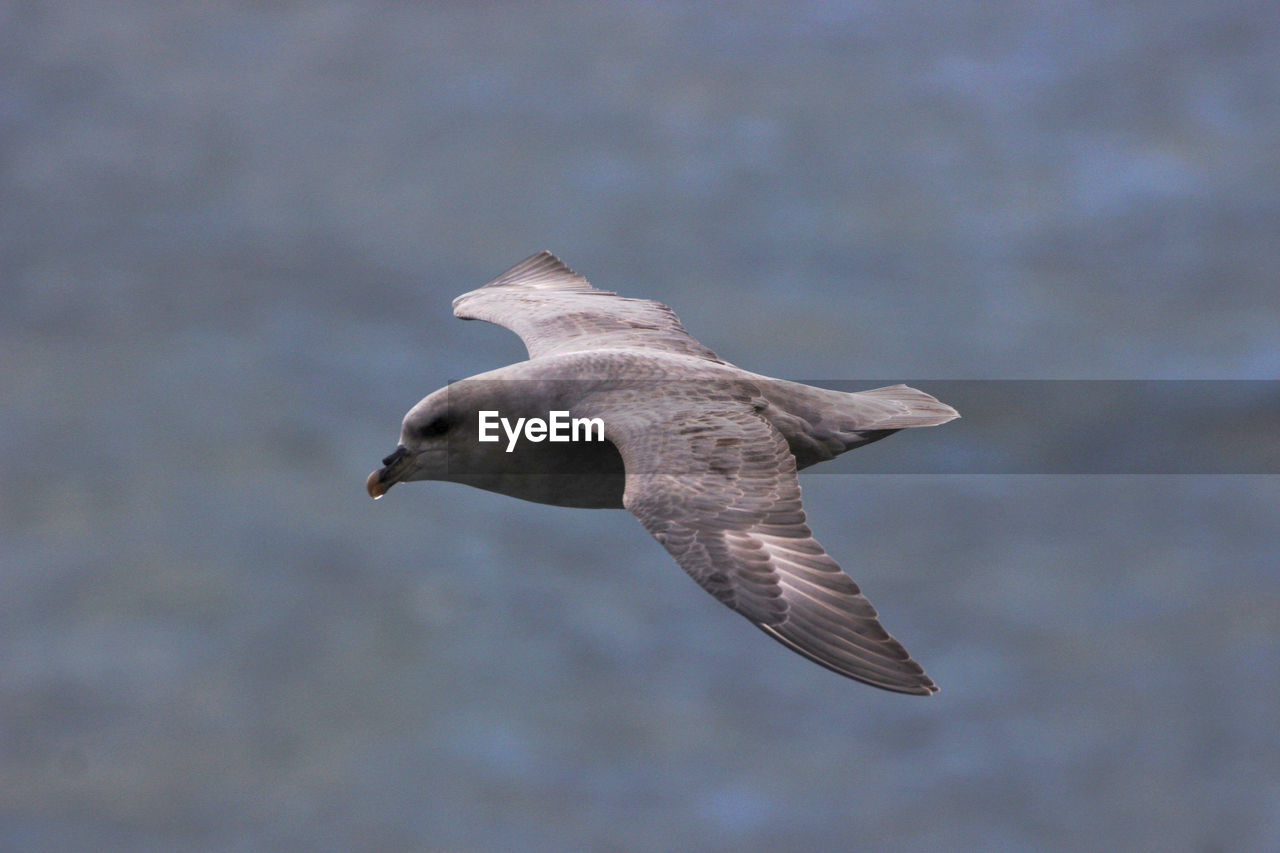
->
755, 622, 940, 696
878, 673, 940, 696
478, 250, 589, 290
873, 674, 939, 696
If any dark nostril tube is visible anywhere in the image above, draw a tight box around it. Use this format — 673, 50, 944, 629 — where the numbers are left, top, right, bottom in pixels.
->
381, 445, 409, 467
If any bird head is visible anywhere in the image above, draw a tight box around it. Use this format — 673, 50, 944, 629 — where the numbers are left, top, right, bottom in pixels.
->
366, 388, 457, 499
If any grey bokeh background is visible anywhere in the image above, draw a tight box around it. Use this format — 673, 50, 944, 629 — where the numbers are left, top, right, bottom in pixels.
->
3, 2, 1278, 850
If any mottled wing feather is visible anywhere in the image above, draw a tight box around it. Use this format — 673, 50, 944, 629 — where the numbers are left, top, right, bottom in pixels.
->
452, 251, 725, 363
603, 396, 938, 695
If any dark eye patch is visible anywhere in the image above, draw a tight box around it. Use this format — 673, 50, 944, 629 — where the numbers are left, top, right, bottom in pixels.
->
418, 416, 451, 438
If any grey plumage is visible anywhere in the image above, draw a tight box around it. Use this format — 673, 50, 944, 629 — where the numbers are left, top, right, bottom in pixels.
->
369, 251, 958, 695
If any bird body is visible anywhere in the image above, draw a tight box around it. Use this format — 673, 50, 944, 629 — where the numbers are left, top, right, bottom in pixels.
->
368, 251, 958, 694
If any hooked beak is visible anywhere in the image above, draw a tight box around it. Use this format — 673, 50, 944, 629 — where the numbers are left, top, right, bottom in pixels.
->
366, 445, 412, 499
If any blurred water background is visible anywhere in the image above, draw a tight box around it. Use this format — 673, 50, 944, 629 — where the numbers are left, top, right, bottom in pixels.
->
2, 2, 1278, 850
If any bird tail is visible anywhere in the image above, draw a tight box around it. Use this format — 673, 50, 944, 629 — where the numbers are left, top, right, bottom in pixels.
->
847, 383, 959, 429
765, 381, 958, 468
809, 383, 958, 458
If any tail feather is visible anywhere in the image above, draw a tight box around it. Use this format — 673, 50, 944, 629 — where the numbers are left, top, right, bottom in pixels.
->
769, 382, 958, 469
851, 383, 960, 429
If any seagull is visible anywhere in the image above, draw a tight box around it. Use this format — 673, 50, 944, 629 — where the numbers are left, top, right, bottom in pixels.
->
367, 251, 958, 695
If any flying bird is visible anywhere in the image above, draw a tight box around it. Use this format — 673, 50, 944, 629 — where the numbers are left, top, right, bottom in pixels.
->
367, 251, 958, 695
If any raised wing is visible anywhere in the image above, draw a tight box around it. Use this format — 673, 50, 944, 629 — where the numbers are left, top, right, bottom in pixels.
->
600, 392, 938, 695
452, 251, 726, 363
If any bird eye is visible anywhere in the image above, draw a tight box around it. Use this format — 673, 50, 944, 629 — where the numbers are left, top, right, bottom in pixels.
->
419, 416, 450, 438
